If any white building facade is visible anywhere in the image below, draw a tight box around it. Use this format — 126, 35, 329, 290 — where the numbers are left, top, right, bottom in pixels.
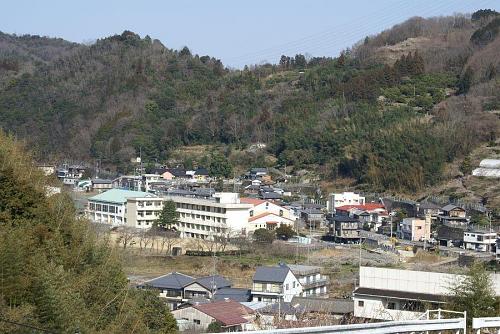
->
327, 192, 365, 212
464, 230, 497, 252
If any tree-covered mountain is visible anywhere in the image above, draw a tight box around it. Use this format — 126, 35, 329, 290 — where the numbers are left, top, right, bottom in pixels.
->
0, 10, 499, 193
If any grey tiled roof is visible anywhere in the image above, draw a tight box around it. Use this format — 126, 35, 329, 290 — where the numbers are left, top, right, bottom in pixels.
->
189, 275, 232, 290
291, 297, 354, 314
253, 266, 290, 283
213, 288, 252, 302
143, 272, 194, 289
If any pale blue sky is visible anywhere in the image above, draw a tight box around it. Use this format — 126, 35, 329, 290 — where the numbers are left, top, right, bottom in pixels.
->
1, 0, 499, 68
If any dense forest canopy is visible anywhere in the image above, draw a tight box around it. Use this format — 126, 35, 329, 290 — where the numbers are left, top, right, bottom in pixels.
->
0, 10, 499, 192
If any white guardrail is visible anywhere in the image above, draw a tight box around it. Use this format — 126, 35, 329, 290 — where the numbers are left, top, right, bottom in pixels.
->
242, 318, 466, 334
473, 317, 500, 334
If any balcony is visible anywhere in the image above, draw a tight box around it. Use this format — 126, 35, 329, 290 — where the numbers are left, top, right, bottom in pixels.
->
301, 277, 329, 289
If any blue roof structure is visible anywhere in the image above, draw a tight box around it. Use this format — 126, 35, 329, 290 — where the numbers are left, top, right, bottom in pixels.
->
88, 188, 156, 204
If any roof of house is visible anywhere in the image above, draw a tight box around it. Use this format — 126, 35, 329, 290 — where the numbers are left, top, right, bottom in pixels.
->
194, 167, 209, 176
257, 302, 302, 315
253, 265, 290, 283
89, 188, 156, 204
143, 272, 195, 290
248, 212, 294, 223
250, 168, 267, 173
92, 179, 112, 184
291, 297, 354, 314
213, 288, 252, 302
442, 204, 465, 212
240, 198, 266, 206
188, 275, 232, 291
336, 204, 385, 212
193, 300, 254, 327
332, 216, 360, 223
167, 168, 187, 177
285, 264, 321, 276
302, 208, 324, 215
260, 192, 282, 200
353, 287, 445, 303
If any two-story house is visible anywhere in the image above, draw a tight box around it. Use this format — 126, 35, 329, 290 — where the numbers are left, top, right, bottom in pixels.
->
438, 204, 468, 227
285, 264, 328, 297
463, 230, 497, 252
328, 216, 361, 243
241, 198, 296, 233
141, 272, 232, 310
397, 217, 431, 242
251, 265, 302, 303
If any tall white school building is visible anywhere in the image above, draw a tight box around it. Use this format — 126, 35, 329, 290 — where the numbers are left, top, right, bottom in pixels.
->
327, 192, 365, 212
165, 193, 253, 239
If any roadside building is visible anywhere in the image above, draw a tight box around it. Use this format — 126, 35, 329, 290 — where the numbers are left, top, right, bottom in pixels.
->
335, 204, 388, 229
251, 265, 302, 303
91, 178, 113, 191
327, 192, 365, 213
437, 204, 468, 227
397, 217, 431, 242
463, 230, 497, 252
290, 296, 354, 320
285, 264, 328, 297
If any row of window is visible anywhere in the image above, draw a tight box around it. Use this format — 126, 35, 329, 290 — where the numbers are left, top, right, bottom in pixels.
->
176, 202, 226, 214
179, 212, 224, 223
178, 222, 224, 233
89, 202, 118, 213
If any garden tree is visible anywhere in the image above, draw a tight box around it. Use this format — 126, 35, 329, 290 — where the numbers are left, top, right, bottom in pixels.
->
209, 152, 233, 179
447, 262, 499, 322
207, 321, 223, 333
275, 225, 296, 240
0, 130, 177, 333
253, 228, 276, 244
155, 200, 179, 229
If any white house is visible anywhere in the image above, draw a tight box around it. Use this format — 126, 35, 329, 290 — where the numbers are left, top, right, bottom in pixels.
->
251, 264, 302, 303
327, 192, 365, 212
464, 230, 497, 252
353, 266, 500, 321
241, 198, 296, 232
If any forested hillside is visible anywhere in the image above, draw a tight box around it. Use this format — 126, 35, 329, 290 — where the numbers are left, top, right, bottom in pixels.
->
0, 10, 499, 192
0, 131, 177, 333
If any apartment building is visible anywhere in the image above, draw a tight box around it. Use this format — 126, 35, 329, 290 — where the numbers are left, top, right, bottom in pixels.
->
166, 192, 253, 239
125, 196, 164, 229
327, 216, 361, 243
86, 188, 157, 226
327, 192, 365, 212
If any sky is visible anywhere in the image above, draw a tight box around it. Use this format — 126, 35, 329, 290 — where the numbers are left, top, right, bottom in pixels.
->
2, 0, 500, 68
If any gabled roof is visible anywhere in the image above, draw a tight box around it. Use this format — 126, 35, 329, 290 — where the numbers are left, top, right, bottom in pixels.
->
253, 265, 290, 283
257, 302, 302, 315
213, 288, 252, 302
193, 300, 254, 327
291, 297, 354, 314
142, 272, 194, 290
89, 188, 156, 204
249, 212, 294, 223
285, 264, 321, 276
187, 275, 232, 291
442, 204, 465, 212
260, 192, 282, 200
194, 167, 209, 176
167, 168, 187, 177
92, 179, 112, 184
240, 198, 266, 206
